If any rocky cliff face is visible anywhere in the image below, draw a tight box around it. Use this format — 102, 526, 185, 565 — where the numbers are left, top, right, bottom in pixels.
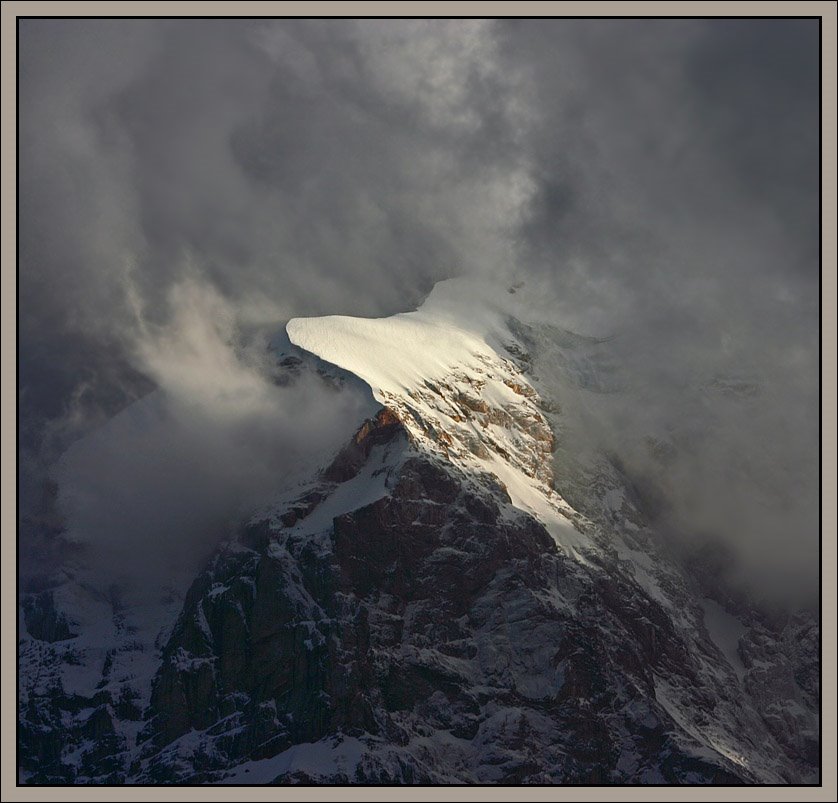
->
18, 284, 819, 785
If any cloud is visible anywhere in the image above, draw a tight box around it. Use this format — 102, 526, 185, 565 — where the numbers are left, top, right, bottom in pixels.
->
490, 19, 819, 601
18, 19, 532, 582
54, 278, 375, 582
18, 19, 819, 601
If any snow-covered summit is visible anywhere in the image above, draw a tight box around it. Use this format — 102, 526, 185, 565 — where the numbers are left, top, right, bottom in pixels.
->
287, 278, 514, 399
287, 278, 590, 558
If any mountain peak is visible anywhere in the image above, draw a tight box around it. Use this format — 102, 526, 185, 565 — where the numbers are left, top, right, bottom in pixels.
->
286, 279, 589, 560
19, 279, 819, 785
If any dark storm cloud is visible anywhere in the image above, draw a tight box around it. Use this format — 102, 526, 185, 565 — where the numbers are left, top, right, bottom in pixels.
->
18, 19, 820, 598
500, 19, 818, 301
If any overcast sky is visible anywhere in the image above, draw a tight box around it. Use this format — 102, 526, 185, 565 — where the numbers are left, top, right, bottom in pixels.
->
18, 19, 821, 600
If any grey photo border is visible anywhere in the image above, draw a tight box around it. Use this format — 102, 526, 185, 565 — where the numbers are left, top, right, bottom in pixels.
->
1, 3, 834, 801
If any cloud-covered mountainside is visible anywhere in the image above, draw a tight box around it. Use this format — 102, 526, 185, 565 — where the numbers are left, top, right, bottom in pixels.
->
19, 281, 819, 784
